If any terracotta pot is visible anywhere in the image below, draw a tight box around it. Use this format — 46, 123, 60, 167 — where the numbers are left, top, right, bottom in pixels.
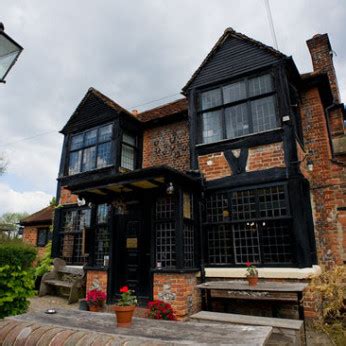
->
247, 276, 259, 286
113, 305, 136, 327
89, 304, 103, 312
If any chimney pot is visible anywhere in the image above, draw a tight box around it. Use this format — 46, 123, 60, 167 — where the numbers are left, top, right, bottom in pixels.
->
132, 109, 139, 116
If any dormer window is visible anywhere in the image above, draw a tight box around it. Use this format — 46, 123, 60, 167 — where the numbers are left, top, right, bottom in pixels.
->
197, 73, 279, 144
68, 124, 113, 175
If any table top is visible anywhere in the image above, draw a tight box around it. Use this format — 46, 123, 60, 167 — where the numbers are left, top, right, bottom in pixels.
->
197, 280, 308, 292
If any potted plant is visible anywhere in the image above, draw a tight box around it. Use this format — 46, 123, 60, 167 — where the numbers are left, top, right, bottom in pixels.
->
86, 288, 106, 312
147, 300, 176, 320
113, 286, 137, 327
245, 261, 259, 286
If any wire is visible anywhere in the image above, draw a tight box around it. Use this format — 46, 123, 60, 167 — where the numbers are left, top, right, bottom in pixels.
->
264, 0, 279, 50
0, 91, 182, 148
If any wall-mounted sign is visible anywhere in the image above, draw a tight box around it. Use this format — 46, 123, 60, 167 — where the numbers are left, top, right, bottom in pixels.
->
126, 238, 138, 249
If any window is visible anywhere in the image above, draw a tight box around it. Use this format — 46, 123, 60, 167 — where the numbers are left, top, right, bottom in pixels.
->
121, 132, 138, 171
37, 228, 50, 247
59, 208, 91, 265
68, 124, 113, 175
198, 74, 279, 144
94, 204, 110, 266
204, 185, 293, 266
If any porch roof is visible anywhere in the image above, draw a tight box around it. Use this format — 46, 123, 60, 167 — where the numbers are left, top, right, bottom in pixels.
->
66, 165, 201, 196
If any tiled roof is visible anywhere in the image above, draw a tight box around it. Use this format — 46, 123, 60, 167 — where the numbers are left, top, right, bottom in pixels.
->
136, 98, 188, 122
182, 27, 286, 92
20, 206, 54, 225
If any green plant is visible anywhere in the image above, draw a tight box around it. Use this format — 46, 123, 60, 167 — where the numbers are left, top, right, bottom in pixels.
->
147, 300, 176, 320
116, 286, 137, 306
245, 261, 258, 277
0, 239, 36, 318
34, 242, 52, 278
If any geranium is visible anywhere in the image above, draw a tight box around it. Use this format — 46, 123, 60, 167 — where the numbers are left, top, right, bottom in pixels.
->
116, 286, 137, 306
147, 300, 176, 321
86, 288, 107, 306
245, 262, 258, 277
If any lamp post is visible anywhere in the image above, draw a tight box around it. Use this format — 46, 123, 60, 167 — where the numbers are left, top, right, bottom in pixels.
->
0, 23, 23, 83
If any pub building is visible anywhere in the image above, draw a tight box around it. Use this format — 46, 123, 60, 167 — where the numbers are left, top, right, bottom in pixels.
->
52, 28, 345, 320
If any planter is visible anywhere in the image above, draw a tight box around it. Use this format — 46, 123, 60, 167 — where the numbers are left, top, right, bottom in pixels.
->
113, 305, 136, 327
89, 304, 103, 312
247, 276, 259, 286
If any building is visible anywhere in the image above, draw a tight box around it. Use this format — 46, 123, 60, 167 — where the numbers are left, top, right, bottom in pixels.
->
21, 206, 54, 257
51, 28, 345, 319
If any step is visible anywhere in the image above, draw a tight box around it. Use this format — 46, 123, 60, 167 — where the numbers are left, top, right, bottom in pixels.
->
190, 311, 304, 345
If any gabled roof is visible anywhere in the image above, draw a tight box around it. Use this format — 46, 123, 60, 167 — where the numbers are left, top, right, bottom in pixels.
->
60, 87, 136, 133
137, 98, 188, 122
20, 206, 54, 226
182, 27, 287, 93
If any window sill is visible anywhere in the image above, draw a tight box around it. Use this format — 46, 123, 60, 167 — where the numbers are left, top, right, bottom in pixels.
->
202, 265, 321, 280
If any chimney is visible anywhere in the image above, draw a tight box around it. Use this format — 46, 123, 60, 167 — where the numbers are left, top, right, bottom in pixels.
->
307, 33, 340, 103
131, 109, 139, 116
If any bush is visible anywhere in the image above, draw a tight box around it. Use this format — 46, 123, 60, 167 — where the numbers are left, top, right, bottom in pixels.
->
0, 239, 37, 318
34, 242, 52, 278
147, 300, 176, 320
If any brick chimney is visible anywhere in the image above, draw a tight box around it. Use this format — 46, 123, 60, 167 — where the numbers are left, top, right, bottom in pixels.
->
306, 33, 340, 103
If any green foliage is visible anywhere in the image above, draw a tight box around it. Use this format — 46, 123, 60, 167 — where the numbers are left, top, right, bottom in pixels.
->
0, 212, 29, 239
0, 239, 37, 268
35, 242, 53, 278
0, 265, 36, 318
0, 240, 36, 318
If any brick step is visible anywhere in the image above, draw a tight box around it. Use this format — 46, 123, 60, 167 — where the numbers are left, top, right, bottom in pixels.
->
190, 311, 305, 345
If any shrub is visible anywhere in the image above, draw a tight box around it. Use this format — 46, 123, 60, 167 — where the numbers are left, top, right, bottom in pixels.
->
147, 300, 176, 320
0, 239, 37, 318
34, 242, 53, 278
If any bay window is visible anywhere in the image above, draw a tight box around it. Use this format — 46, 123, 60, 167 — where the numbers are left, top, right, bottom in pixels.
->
198, 73, 279, 144
68, 123, 113, 175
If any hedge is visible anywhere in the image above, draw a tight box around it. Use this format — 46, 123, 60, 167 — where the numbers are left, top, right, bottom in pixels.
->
0, 239, 37, 318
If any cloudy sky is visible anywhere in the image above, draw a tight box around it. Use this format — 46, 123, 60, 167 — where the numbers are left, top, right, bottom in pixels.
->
0, 0, 345, 215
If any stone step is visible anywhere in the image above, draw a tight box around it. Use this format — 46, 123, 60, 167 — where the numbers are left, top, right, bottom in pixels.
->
190, 311, 305, 345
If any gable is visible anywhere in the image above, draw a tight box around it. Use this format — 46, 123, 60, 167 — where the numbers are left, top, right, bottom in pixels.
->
183, 30, 285, 92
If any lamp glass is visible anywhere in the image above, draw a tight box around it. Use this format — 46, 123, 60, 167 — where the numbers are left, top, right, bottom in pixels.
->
0, 33, 22, 81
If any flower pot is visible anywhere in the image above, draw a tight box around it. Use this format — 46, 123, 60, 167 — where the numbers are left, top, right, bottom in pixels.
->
113, 305, 136, 327
247, 276, 259, 286
89, 304, 103, 312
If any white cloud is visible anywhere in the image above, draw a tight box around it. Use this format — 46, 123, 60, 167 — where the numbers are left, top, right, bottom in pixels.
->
0, 183, 52, 215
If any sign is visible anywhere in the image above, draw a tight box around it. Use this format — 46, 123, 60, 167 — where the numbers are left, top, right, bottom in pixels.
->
126, 238, 138, 249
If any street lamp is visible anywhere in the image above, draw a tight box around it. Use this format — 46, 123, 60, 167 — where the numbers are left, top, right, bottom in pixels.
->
0, 23, 23, 83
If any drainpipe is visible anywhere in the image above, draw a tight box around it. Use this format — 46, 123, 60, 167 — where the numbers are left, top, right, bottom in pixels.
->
199, 199, 206, 283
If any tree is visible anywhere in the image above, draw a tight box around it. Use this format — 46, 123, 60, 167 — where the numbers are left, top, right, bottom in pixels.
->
0, 154, 7, 175
0, 212, 29, 240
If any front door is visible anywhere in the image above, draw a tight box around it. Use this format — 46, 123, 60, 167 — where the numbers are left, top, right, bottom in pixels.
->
111, 201, 151, 306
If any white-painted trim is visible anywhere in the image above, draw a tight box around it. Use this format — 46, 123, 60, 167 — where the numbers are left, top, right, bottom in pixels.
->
203, 266, 321, 280
66, 265, 83, 269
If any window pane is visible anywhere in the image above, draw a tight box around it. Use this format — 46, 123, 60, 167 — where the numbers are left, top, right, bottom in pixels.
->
251, 95, 277, 133
207, 224, 233, 265
37, 229, 48, 247
70, 134, 84, 150
98, 124, 112, 142
258, 185, 287, 218
123, 132, 136, 146
231, 189, 257, 220
121, 144, 135, 170
97, 142, 112, 168
199, 88, 222, 110
84, 129, 97, 146
225, 103, 249, 139
82, 146, 96, 172
97, 204, 109, 224
223, 80, 246, 103
68, 150, 82, 175
249, 74, 273, 97
199, 110, 223, 144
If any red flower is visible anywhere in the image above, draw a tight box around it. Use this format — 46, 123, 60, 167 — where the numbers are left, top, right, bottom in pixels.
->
120, 286, 129, 293
245, 261, 251, 267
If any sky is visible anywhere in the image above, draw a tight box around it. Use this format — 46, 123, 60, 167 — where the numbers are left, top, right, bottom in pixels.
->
0, 0, 345, 215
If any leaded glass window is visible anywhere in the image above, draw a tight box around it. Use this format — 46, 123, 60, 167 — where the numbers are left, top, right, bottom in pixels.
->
197, 73, 279, 144
121, 132, 138, 171
204, 184, 293, 266
94, 204, 110, 266
68, 123, 113, 175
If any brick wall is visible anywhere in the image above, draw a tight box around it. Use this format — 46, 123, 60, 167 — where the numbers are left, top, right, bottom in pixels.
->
153, 273, 201, 320
22, 225, 49, 258
198, 143, 285, 181
300, 87, 346, 266
86, 270, 108, 293
142, 120, 190, 171
59, 186, 78, 205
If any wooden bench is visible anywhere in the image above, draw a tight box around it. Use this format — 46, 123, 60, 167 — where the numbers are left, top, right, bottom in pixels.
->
190, 311, 305, 345
39, 258, 85, 304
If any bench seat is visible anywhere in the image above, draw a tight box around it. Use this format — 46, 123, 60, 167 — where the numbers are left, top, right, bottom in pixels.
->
190, 311, 304, 345
44, 280, 74, 288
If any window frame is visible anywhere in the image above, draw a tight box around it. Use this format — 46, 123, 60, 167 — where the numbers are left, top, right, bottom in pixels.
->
120, 131, 138, 171
204, 182, 295, 268
67, 123, 114, 176
36, 227, 50, 247
196, 71, 281, 145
